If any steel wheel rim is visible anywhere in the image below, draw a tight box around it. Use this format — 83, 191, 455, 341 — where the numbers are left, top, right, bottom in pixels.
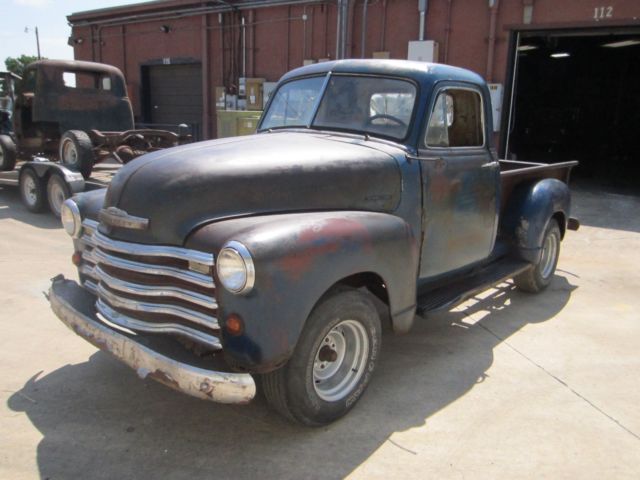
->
22, 175, 38, 206
539, 231, 559, 279
313, 319, 369, 402
48, 180, 66, 216
61, 139, 78, 165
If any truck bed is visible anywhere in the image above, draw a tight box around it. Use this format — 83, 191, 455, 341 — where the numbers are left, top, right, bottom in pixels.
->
499, 159, 578, 214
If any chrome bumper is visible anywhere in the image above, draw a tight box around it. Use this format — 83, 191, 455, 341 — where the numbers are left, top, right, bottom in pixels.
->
48, 276, 256, 404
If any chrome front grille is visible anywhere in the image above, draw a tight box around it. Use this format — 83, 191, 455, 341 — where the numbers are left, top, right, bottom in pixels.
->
78, 219, 221, 349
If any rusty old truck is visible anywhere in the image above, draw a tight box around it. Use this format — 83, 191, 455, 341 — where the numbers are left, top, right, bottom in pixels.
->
0, 60, 190, 217
48, 60, 579, 425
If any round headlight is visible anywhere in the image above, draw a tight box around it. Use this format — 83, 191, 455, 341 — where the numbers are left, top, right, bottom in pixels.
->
216, 241, 255, 294
61, 199, 82, 238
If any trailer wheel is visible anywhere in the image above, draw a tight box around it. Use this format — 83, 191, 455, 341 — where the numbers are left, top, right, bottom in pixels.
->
59, 130, 94, 179
514, 219, 561, 293
19, 168, 46, 213
262, 287, 381, 426
46, 173, 71, 218
0, 134, 17, 171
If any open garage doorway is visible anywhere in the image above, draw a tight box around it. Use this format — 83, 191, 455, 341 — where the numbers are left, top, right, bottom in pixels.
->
504, 29, 640, 190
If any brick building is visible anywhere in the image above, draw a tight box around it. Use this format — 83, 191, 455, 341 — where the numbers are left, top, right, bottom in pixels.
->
67, 0, 640, 184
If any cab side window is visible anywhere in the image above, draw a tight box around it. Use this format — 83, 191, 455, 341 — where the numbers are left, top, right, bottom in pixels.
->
425, 88, 484, 148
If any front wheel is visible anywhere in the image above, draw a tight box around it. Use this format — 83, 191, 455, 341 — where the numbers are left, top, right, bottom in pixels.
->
59, 130, 94, 179
514, 219, 561, 293
262, 288, 381, 426
0, 134, 17, 171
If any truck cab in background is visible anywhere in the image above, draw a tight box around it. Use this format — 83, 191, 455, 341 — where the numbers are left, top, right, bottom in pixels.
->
0, 60, 191, 217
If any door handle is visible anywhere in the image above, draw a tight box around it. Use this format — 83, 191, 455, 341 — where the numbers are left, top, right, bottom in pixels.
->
405, 154, 447, 169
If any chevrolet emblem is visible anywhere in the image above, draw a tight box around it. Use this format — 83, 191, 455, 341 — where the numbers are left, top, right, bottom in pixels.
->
99, 207, 149, 230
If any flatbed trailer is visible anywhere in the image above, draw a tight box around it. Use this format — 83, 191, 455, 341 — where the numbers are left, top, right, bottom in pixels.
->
0, 158, 117, 217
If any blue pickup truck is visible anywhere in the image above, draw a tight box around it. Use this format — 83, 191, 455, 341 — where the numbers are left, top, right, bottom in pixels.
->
49, 59, 578, 425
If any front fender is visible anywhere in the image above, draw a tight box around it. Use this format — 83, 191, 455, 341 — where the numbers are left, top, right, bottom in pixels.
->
186, 211, 419, 372
501, 178, 571, 263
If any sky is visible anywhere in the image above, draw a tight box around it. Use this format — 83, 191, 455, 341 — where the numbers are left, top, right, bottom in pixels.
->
0, 0, 153, 67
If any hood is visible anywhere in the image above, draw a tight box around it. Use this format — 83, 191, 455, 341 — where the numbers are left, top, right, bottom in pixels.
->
103, 131, 402, 245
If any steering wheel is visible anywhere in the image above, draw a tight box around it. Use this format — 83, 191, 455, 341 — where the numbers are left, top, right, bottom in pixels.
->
365, 114, 407, 128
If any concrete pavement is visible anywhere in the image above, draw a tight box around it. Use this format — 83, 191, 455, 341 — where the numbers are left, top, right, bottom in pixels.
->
1, 184, 639, 479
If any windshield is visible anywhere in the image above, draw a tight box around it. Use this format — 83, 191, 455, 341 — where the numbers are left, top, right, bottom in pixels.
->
260, 74, 417, 140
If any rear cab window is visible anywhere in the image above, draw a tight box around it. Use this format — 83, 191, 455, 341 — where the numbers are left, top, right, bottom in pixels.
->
425, 87, 484, 148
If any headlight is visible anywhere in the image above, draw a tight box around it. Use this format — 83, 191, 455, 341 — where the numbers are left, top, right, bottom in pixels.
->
61, 199, 82, 238
216, 241, 255, 294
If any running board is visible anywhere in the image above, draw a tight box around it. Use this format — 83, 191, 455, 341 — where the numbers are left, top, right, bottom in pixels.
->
416, 258, 531, 316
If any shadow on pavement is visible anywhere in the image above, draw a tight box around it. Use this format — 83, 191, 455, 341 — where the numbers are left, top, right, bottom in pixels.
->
0, 187, 61, 230
8, 276, 576, 480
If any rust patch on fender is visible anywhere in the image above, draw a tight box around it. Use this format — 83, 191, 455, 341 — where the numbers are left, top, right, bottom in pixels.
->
278, 217, 373, 280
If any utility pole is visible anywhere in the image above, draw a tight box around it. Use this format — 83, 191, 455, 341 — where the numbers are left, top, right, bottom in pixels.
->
35, 26, 41, 59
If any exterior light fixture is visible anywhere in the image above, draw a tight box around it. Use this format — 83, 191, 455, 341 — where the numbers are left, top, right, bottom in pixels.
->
602, 39, 640, 48
160, 25, 171, 33
550, 52, 570, 58
517, 45, 538, 52
67, 36, 84, 46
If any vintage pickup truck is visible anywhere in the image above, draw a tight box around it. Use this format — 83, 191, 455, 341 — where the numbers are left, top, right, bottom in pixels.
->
49, 60, 578, 426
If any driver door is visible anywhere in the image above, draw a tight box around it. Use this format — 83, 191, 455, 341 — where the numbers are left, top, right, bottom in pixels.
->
417, 84, 499, 280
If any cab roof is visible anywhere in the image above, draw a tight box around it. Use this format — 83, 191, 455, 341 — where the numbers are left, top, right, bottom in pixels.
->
26, 59, 124, 78
280, 59, 485, 88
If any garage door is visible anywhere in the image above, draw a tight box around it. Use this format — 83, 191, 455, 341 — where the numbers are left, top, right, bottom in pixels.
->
145, 63, 202, 133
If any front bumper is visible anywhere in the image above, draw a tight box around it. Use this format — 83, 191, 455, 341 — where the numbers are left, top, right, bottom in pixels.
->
48, 276, 256, 404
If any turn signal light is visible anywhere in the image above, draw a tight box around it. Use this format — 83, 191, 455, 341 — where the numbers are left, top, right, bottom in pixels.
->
225, 314, 244, 336
72, 251, 82, 266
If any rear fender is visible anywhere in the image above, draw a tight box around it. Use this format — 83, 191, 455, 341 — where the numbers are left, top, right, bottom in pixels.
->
501, 178, 571, 263
186, 211, 419, 372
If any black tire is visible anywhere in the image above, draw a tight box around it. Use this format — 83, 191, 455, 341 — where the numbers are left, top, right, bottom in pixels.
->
0, 134, 17, 171
262, 287, 381, 426
19, 168, 46, 213
46, 173, 71, 218
514, 219, 561, 293
59, 130, 94, 179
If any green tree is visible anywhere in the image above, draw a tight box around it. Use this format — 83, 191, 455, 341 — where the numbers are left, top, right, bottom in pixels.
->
4, 55, 40, 77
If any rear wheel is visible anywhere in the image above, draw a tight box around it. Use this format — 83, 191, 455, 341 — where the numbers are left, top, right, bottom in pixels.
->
0, 134, 17, 171
19, 168, 46, 213
46, 173, 71, 218
262, 288, 381, 426
514, 219, 561, 293
59, 130, 94, 179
